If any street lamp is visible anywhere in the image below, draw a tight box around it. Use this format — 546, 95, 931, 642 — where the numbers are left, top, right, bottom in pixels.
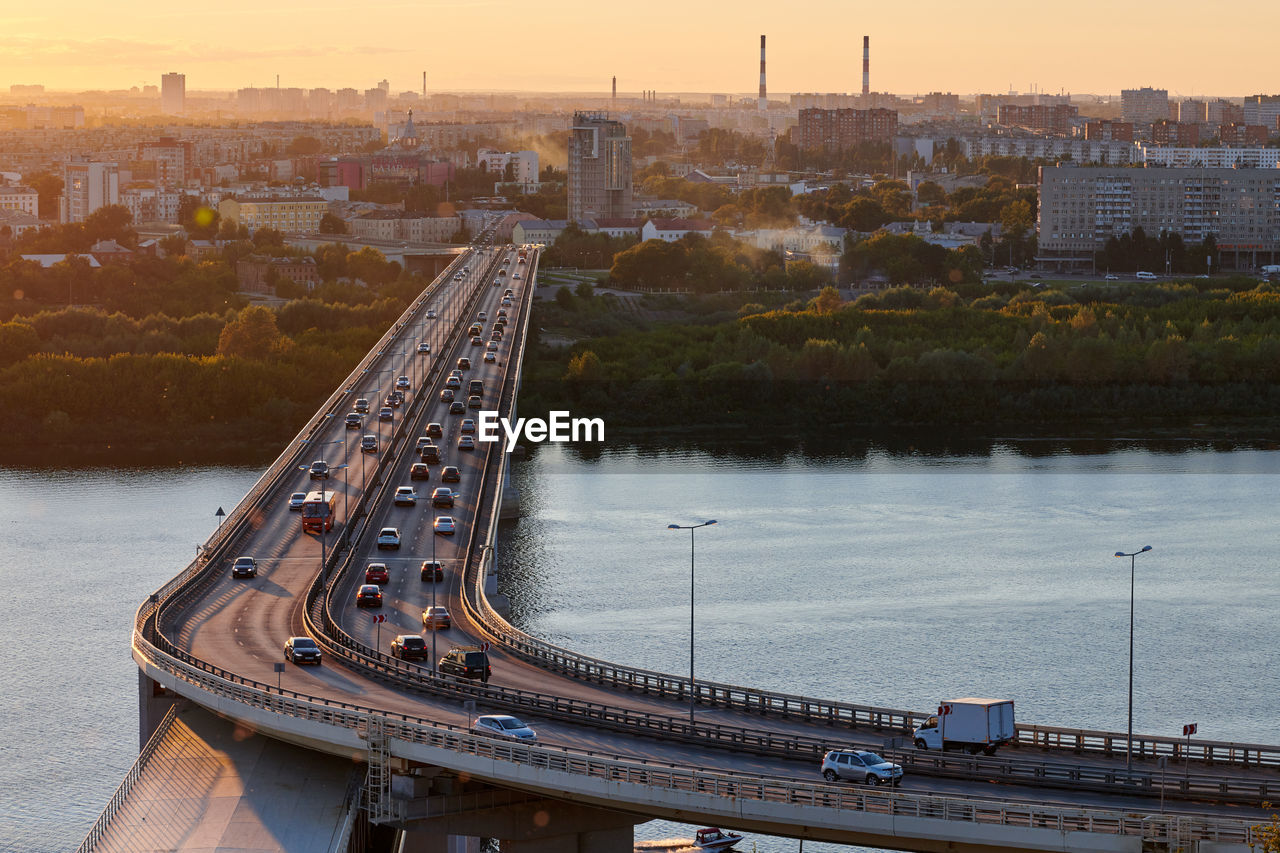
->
667, 520, 717, 726
1114, 544, 1152, 771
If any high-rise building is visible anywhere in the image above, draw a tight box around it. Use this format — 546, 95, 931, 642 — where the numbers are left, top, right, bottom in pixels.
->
1242, 95, 1280, 132
797, 108, 897, 152
62, 159, 119, 223
996, 103, 1078, 135
1121, 87, 1170, 126
161, 72, 185, 115
568, 111, 632, 224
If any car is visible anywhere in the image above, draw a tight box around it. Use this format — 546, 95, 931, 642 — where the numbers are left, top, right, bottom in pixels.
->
417, 342, 431, 354
473, 714, 537, 742
504, 289, 513, 298
426, 309, 437, 319
430, 487, 455, 507
390, 634, 430, 661
486, 341, 499, 351
493, 278, 501, 286
438, 646, 490, 681
1136, 271, 1158, 280
415, 436, 432, 452
477, 311, 487, 321
457, 357, 471, 370
441, 466, 460, 483
483, 352, 496, 364
385, 392, 402, 408
420, 443, 441, 464
1104, 274, 1119, 281
434, 516, 456, 535
358, 434, 377, 454
467, 395, 483, 410
450, 367, 462, 378
364, 562, 390, 584
288, 491, 307, 511
308, 460, 329, 480
420, 560, 444, 581
458, 435, 475, 451
284, 636, 321, 665
498, 307, 508, 316
426, 422, 443, 438
445, 375, 461, 390
820, 750, 903, 786
449, 401, 466, 415
422, 605, 452, 630
356, 584, 383, 607
394, 486, 417, 506
376, 527, 401, 550
410, 462, 431, 480
491, 329, 503, 341
396, 375, 410, 390
440, 388, 455, 403
379, 407, 394, 422
460, 418, 476, 434
512, 272, 522, 280
231, 556, 257, 578
354, 398, 370, 413
470, 336, 483, 346
344, 413, 362, 430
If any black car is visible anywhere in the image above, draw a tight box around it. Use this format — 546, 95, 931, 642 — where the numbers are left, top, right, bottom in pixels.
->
356, 584, 383, 607
390, 634, 430, 661
449, 401, 466, 415
420, 560, 444, 581
344, 413, 362, 429
284, 636, 321, 665
231, 556, 257, 578
439, 646, 490, 682
440, 466, 460, 483
420, 444, 441, 464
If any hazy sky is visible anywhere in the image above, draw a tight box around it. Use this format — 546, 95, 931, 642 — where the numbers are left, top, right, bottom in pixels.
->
1, 0, 1275, 97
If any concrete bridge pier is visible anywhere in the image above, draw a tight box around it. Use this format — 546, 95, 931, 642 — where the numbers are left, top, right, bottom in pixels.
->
396, 831, 479, 853
396, 794, 639, 853
138, 670, 181, 749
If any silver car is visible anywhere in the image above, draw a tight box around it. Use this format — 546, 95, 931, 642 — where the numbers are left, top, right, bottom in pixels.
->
821, 750, 903, 786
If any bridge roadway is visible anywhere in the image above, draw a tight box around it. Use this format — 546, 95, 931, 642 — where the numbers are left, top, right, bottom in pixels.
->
111, 241, 1275, 852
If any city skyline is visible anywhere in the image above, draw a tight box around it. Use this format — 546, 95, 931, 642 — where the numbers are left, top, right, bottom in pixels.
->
1, 0, 1276, 98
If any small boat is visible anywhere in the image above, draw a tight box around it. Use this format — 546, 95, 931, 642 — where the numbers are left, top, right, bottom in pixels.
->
693, 827, 743, 851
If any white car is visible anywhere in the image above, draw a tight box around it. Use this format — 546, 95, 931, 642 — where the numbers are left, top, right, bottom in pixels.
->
472, 714, 537, 742
376, 527, 402, 549
394, 486, 417, 506
288, 492, 307, 510
396, 375, 410, 390
433, 516, 456, 535
417, 342, 431, 354
483, 352, 496, 363
426, 309, 437, 319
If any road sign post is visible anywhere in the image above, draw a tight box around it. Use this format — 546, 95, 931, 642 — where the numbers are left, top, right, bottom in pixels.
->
1183, 723, 1197, 787
373, 612, 386, 649
273, 661, 285, 692
215, 506, 225, 530
938, 703, 952, 750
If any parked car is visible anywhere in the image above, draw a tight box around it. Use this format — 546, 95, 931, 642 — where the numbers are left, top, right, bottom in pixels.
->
364, 563, 389, 584
439, 646, 489, 681
820, 750, 903, 786
473, 714, 536, 742
376, 527, 401, 550
420, 560, 444, 581
356, 584, 383, 607
231, 556, 257, 579
284, 636, 321, 665
390, 634, 429, 661
422, 605, 451, 630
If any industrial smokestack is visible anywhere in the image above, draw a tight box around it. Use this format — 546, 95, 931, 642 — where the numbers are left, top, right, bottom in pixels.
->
862, 36, 870, 96
758, 35, 767, 111
422, 71, 426, 98
612, 76, 616, 101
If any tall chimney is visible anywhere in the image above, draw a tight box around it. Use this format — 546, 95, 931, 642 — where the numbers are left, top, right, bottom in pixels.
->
422, 71, 426, 98
612, 76, 616, 101
862, 36, 870, 96
758, 35, 767, 111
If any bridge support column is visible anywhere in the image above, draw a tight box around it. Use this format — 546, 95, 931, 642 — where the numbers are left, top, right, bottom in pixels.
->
138, 670, 181, 750
397, 830, 479, 853
500, 825, 633, 853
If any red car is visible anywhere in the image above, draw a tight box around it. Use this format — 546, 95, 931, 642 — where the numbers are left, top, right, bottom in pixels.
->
365, 563, 389, 585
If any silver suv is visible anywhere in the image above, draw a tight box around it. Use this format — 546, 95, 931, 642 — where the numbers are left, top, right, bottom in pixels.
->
820, 750, 903, 786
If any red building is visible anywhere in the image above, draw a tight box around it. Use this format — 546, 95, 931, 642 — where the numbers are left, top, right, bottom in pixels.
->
797, 108, 897, 152
1218, 123, 1270, 145
1084, 120, 1134, 142
1151, 120, 1201, 146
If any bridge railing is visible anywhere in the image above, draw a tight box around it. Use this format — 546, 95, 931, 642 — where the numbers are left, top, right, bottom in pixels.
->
75, 704, 178, 853
128, 629, 1263, 848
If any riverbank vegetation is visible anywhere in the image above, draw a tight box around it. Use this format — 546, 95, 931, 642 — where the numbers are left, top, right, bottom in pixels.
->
520, 276, 1280, 431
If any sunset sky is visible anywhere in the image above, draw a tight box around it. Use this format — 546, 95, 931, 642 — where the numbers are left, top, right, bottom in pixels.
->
1, 0, 1274, 98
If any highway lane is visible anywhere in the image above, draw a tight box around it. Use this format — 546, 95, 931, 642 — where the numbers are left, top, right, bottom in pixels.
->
164, 244, 1275, 830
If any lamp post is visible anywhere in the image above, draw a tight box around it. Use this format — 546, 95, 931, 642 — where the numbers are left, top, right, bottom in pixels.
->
667, 520, 717, 726
1114, 544, 1152, 771
431, 507, 438, 673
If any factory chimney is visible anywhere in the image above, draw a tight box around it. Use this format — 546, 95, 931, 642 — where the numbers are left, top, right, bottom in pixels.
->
612, 76, 616, 101
758, 35, 767, 111
862, 36, 870, 96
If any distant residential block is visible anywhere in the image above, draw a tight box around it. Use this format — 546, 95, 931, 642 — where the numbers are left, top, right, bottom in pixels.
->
797, 108, 897, 152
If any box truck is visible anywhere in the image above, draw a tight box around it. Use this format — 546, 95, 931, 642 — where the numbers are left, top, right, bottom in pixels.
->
913, 698, 1015, 755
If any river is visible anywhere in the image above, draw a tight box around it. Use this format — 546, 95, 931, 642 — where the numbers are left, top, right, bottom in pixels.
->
2, 440, 1277, 852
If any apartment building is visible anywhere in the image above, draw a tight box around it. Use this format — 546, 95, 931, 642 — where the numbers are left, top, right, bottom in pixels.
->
568, 111, 633, 224
1038, 165, 1280, 270
797, 107, 898, 151
161, 73, 185, 115
1084, 120, 1134, 142
0, 184, 39, 216
62, 159, 119, 223
218, 196, 329, 233
1121, 87, 1171, 125
996, 104, 1078, 136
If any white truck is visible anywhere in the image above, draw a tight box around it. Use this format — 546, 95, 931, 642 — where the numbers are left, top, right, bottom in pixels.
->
913, 698, 1015, 755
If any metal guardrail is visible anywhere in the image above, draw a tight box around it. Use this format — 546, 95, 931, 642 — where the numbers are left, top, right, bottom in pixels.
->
127, 633, 1263, 848
75, 704, 179, 853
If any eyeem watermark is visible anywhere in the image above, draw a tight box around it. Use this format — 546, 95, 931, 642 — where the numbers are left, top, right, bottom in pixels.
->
478, 410, 604, 453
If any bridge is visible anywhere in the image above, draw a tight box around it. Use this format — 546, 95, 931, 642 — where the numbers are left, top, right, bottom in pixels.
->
79, 239, 1276, 853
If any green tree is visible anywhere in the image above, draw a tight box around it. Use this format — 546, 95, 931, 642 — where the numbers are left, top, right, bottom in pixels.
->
216, 305, 292, 359
319, 212, 348, 234
26, 171, 63, 219
810, 285, 843, 314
